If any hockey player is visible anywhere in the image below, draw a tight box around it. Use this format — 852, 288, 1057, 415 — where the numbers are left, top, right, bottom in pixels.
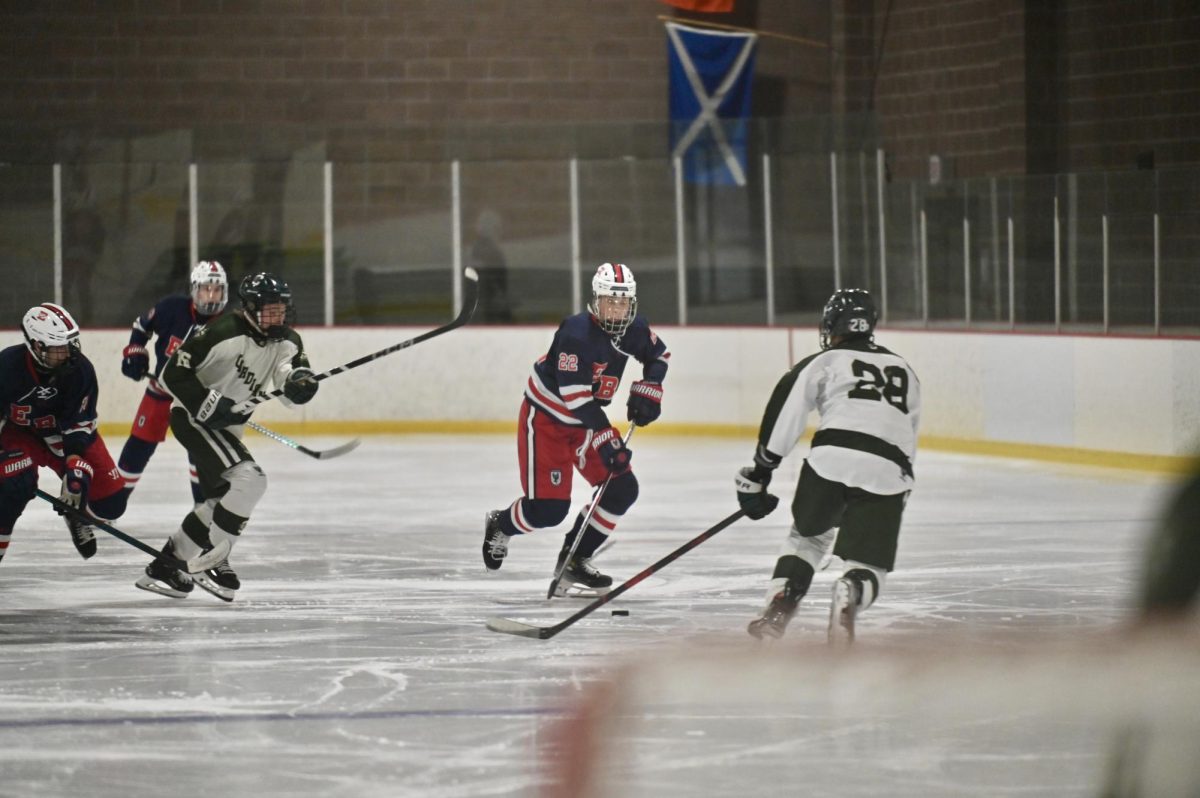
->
116, 260, 228, 507
135, 272, 318, 601
482, 262, 670, 596
0, 303, 130, 564
736, 288, 921, 643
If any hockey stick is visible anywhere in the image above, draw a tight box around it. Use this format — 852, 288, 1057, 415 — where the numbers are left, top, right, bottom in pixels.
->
35, 489, 230, 573
230, 267, 481, 415
491, 508, 747, 639
246, 421, 361, 461
545, 423, 637, 600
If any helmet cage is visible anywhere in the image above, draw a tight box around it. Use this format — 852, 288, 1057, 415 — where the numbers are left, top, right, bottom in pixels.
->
22, 302, 82, 374
190, 260, 228, 316
238, 272, 296, 341
820, 288, 878, 350
588, 262, 637, 338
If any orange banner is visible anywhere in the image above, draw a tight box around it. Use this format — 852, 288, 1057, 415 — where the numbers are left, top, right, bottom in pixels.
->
659, 0, 734, 13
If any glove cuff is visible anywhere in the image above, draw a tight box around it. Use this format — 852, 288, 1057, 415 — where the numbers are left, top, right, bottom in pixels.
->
123, 344, 148, 358
630, 380, 663, 402
196, 389, 223, 422
65, 455, 94, 478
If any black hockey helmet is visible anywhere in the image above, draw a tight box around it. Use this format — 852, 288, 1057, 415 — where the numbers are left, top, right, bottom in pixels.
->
820, 288, 877, 349
239, 272, 295, 340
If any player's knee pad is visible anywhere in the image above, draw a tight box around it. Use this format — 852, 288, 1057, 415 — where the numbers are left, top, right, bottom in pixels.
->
87, 490, 129, 523
843, 561, 886, 610
118, 436, 157, 471
215, 461, 267, 523
598, 471, 639, 515
518, 498, 571, 530
781, 525, 835, 569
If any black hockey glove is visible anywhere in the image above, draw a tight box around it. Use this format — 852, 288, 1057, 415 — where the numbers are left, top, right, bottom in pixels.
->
591, 426, 632, 475
59, 454, 94, 511
735, 465, 779, 520
283, 367, 319, 405
121, 344, 150, 381
626, 380, 663, 426
196, 389, 251, 430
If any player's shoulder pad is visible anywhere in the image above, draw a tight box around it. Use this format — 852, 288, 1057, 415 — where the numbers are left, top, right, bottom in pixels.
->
282, 327, 304, 348
558, 312, 595, 342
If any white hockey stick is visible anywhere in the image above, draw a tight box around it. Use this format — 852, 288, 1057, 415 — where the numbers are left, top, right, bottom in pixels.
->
246, 421, 360, 461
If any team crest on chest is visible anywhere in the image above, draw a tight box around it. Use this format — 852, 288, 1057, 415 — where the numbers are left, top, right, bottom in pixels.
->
550, 469, 562, 486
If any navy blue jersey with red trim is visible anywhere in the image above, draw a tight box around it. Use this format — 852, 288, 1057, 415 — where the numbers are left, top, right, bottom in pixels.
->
0, 344, 100, 458
128, 295, 217, 380
524, 312, 670, 430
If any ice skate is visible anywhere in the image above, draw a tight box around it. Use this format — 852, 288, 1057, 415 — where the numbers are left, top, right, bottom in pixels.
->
828, 576, 861, 646
553, 551, 613, 598
64, 514, 96, 559
135, 541, 194, 599
193, 558, 239, 602
747, 588, 801, 640
482, 510, 511, 571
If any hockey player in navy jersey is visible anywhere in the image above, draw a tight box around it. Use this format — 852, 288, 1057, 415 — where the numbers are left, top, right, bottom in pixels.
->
483, 263, 670, 596
0, 303, 130, 564
736, 288, 921, 643
135, 272, 318, 601
116, 260, 228, 507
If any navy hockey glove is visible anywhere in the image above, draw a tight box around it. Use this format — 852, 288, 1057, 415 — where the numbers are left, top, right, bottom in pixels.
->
735, 465, 779, 520
0, 449, 37, 506
121, 344, 150, 381
283, 367, 319, 405
591, 426, 632, 475
626, 380, 663, 427
59, 455, 94, 511
196, 389, 251, 430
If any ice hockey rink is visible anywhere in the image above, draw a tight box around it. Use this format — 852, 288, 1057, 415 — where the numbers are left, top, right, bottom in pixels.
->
0, 433, 1188, 797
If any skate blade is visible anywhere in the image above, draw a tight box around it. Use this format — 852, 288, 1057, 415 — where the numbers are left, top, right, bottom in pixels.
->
192, 573, 236, 602
134, 575, 191, 599
553, 583, 612, 599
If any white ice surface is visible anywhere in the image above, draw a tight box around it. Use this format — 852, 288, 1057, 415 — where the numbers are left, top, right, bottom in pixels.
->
0, 434, 1175, 797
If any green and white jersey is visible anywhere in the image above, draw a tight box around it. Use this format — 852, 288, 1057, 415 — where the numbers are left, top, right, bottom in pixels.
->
756, 338, 920, 495
162, 312, 310, 425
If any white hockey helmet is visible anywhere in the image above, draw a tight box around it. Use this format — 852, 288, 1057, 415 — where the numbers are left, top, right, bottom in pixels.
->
589, 262, 637, 337
22, 302, 82, 374
190, 260, 228, 316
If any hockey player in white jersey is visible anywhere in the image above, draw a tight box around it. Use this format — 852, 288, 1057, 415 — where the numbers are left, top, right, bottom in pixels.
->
135, 272, 318, 601
735, 288, 920, 643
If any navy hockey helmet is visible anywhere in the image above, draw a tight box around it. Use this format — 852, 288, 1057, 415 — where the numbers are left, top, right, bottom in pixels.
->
21, 302, 82, 375
239, 272, 295, 340
820, 288, 877, 349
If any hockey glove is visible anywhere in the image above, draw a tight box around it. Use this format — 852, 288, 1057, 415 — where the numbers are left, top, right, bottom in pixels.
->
196, 389, 251, 430
283, 367, 319, 405
0, 449, 37, 505
121, 344, 150, 381
591, 426, 632, 475
626, 380, 663, 426
735, 465, 779, 520
59, 455, 94, 511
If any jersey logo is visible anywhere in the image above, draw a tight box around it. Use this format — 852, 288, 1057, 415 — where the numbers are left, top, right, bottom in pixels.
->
233, 354, 265, 396
557, 353, 579, 372
175, 351, 192, 369
165, 335, 185, 356
550, 470, 562, 486
8, 404, 31, 425
34, 386, 58, 401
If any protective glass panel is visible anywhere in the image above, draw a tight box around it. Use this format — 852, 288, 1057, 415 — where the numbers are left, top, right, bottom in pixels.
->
772, 152, 835, 326
332, 161, 453, 325
0, 164, 54, 323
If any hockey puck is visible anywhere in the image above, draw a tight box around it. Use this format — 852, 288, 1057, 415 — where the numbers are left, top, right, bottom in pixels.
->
611, 609, 629, 616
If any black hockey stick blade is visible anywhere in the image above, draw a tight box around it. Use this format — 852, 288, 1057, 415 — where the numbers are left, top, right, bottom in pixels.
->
35, 489, 230, 572
232, 267, 480, 414
246, 421, 361, 460
487, 508, 747, 640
